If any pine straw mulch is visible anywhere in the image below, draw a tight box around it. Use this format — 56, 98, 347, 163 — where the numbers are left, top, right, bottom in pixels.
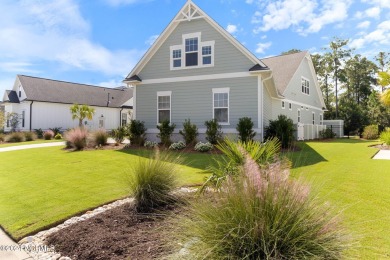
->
46, 201, 186, 260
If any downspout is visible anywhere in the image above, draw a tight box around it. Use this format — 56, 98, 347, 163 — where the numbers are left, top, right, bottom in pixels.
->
261, 73, 273, 141
119, 107, 124, 127
29, 101, 34, 131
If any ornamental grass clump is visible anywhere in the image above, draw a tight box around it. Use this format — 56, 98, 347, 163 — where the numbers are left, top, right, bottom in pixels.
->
93, 129, 108, 146
128, 151, 181, 213
178, 148, 349, 259
64, 128, 88, 150
24, 132, 37, 141
6, 132, 25, 143
362, 124, 379, 140
43, 130, 55, 140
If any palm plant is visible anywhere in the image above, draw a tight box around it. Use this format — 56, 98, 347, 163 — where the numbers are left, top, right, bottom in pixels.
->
70, 104, 95, 127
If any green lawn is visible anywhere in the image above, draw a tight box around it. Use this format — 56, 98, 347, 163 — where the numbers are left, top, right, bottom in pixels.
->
286, 139, 390, 259
0, 139, 389, 258
0, 147, 216, 240
0, 139, 64, 148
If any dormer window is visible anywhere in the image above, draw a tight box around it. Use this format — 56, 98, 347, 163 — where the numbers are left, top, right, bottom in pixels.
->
170, 32, 214, 70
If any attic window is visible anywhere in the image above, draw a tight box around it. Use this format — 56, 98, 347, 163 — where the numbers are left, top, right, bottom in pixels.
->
302, 77, 310, 95
18, 86, 22, 98
170, 32, 214, 70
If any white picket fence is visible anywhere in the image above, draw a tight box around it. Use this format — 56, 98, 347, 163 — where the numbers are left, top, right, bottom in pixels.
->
297, 123, 327, 141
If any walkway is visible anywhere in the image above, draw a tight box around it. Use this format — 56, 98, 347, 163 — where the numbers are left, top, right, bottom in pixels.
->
373, 149, 390, 160
0, 142, 65, 153
0, 229, 32, 260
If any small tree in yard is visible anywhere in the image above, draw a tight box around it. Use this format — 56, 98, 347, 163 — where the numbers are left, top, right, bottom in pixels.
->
157, 120, 176, 146
236, 117, 256, 143
128, 120, 147, 146
70, 104, 95, 127
179, 119, 198, 145
205, 119, 223, 145
7, 112, 20, 132
265, 115, 295, 149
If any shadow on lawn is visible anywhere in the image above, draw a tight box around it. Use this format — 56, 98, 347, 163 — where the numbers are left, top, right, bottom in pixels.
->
284, 142, 327, 169
115, 148, 222, 171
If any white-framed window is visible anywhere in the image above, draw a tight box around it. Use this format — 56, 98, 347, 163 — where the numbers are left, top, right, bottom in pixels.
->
21, 110, 25, 128
302, 77, 310, 95
320, 114, 323, 125
172, 49, 182, 68
157, 91, 172, 124
298, 110, 301, 123
312, 112, 315, 125
121, 113, 127, 126
282, 101, 285, 109
170, 32, 215, 70
213, 88, 229, 125
289, 103, 292, 110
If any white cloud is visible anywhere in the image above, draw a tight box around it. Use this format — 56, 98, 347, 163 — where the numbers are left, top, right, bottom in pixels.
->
0, 62, 40, 74
357, 20, 371, 29
252, 0, 352, 35
97, 79, 126, 88
226, 24, 238, 34
103, 0, 153, 7
145, 35, 159, 46
350, 20, 390, 49
246, 0, 254, 4
362, 0, 390, 9
0, 0, 142, 76
255, 42, 272, 54
365, 7, 381, 18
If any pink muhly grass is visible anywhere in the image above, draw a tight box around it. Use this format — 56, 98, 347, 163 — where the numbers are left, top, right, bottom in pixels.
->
65, 128, 88, 150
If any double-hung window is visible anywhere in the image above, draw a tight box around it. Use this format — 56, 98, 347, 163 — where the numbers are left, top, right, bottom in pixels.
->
302, 77, 310, 95
320, 114, 323, 125
157, 91, 172, 124
22, 110, 25, 128
185, 37, 198, 67
312, 112, 315, 125
297, 110, 301, 123
170, 32, 214, 70
282, 101, 285, 109
121, 113, 127, 126
213, 88, 229, 124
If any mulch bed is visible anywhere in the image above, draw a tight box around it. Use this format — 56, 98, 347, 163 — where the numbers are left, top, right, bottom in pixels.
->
46, 202, 182, 260
370, 144, 390, 150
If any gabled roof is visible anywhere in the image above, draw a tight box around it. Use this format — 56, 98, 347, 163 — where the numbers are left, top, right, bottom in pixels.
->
4, 90, 20, 103
16, 75, 133, 108
261, 51, 308, 95
125, 0, 268, 81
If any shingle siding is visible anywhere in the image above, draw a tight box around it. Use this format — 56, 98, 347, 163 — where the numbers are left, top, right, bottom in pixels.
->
138, 19, 255, 80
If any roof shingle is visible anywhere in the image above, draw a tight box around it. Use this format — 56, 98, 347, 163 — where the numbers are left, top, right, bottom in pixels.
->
17, 75, 133, 108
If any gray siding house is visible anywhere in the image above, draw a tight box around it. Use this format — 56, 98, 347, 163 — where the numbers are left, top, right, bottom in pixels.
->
124, 1, 326, 142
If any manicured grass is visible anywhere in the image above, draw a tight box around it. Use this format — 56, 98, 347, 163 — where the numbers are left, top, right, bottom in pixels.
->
0, 147, 216, 240
0, 139, 64, 148
286, 139, 390, 259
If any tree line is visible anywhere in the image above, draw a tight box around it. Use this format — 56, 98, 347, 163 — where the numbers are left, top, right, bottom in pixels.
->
284, 39, 390, 136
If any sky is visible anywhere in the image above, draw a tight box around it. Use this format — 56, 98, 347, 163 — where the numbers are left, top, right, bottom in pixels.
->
0, 0, 389, 95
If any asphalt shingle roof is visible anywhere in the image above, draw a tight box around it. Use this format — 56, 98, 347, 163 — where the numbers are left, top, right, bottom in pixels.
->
5, 90, 20, 103
17, 75, 133, 108
261, 51, 308, 95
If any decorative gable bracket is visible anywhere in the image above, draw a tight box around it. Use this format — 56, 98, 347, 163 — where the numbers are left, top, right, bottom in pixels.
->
175, 1, 204, 22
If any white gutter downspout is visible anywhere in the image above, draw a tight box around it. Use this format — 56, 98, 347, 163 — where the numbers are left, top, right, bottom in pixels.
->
260, 72, 273, 142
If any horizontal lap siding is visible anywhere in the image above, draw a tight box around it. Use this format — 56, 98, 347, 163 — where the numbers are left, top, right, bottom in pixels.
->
136, 77, 258, 130
139, 19, 255, 79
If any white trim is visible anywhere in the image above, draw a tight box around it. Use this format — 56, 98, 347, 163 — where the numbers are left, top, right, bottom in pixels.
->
312, 111, 315, 125
272, 97, 323, 112
319, 114, 323, 125
301, 76, 310, 95
281, 101, 285, 109
126, 1, 266, 78
133, 85, 137, 119
297, 109, 301, 123
157, 91, 172, 124
305, 54, 327, 108
212, 88, 230, 125
141, 71, 255, 85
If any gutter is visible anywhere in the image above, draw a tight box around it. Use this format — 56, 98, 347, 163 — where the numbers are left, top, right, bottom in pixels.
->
29, 101, 34, 131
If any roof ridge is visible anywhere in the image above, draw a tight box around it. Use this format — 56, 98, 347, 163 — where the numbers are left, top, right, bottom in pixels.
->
17, 75, 127, 91
261, 50, 308, 60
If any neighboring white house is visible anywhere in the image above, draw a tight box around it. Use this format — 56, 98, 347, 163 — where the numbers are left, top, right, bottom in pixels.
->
1, 75, 133, 132
123, 0, 326, 142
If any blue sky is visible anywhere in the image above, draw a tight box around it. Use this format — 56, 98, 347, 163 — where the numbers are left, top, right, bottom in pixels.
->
0, 0, 389, 95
